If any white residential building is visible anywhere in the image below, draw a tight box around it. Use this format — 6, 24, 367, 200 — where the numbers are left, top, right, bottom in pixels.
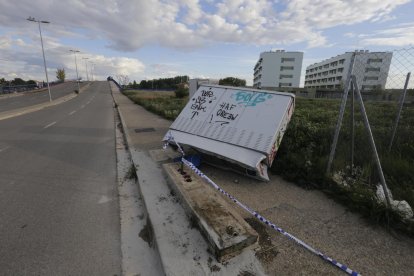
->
304, 50, 392, 91
253, 50, 303, 89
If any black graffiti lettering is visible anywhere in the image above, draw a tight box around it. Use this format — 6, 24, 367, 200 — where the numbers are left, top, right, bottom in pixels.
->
201, 90, 214, 97
216, 109, 239, 120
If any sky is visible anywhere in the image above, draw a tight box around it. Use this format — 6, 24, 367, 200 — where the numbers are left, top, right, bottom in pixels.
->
0, 0, 413, 86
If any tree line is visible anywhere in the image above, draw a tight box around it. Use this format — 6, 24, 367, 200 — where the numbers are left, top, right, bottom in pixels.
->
126, 76, 246, 90
0, 77, 38, 86
127, 75, 189, 90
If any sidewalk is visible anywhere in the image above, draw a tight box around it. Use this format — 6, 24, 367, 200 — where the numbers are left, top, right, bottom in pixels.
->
111, 83, 265, 275
111, 83, 414, 275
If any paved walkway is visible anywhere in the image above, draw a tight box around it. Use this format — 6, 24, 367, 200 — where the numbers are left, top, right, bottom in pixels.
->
112, 84, 414, 275
111, 83, 265, 275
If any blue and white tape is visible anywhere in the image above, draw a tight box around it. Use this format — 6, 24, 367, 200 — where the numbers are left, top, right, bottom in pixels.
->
164, 132, 360, 276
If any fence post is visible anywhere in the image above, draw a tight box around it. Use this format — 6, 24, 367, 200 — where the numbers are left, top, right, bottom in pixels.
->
326, 53, 356, 174
352, 75, 392, 207
350, 83, 355, 173
388, 72, 411, 152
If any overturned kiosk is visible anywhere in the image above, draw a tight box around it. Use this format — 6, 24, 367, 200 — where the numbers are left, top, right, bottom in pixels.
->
163, 84, 295, 181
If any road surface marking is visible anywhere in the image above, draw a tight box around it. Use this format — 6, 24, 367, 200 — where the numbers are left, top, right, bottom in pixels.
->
69, 110, 76, 115
80, 105, 86, 109
0, 146, 10, 152
44, 121, 57, 129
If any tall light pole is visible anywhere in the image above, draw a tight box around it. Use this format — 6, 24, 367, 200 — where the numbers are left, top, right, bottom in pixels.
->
27, 16, 52, 102
69, 49, 80, 92
89, 62, 95, 81
82, 57, 89, 81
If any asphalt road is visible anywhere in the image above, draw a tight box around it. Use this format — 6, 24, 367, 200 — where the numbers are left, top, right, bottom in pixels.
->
0, 81, 87, 112
0, 81, 121, 275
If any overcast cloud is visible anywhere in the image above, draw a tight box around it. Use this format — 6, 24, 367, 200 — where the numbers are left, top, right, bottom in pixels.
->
0, 0, 413, 82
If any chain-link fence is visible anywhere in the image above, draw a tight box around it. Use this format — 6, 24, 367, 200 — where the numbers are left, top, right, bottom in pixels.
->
326, 47, 413, 214
350, 47, 414, 102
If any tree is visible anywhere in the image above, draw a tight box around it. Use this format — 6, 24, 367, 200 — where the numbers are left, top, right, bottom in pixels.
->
11, 78, 26, 86
56, 68, 65, 82
219, 77, 246, 87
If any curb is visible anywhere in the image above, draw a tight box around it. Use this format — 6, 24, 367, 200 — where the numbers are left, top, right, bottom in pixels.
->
110, 86, 168, 274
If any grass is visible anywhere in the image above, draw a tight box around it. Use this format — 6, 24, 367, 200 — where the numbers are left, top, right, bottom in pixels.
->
123, 90, 414, 235
123, 90, 186, 120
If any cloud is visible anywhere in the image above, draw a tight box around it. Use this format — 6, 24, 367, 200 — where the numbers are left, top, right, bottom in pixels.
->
0, 0, 410, 51
359, 23, 414, 46
0, 34, 145, 81
282, 0, 410, 29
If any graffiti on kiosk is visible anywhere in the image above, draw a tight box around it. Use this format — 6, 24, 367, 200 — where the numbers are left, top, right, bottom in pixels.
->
191, 88, 216, 119
210, 101, 239, 125
232, 91, 273, 107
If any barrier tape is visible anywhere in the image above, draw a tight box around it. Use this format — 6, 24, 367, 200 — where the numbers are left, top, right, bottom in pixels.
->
164, 132, 360, 276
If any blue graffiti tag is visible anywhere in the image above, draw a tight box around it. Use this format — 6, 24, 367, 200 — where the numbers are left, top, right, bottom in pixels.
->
232, 91, 273, 107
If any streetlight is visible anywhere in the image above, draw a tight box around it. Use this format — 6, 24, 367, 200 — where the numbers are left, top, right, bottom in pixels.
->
82, 57, 89, 81
27, 16, 52, 102
89, 62, 95, 81
69, 49, 80, 92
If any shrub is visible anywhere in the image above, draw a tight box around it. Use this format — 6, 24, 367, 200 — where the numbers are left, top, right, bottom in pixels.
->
175, 86, 189, 98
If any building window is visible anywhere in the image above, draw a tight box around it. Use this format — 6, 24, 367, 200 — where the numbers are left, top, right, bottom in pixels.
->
339, 59, 345, 65
281, 66, 294, 71
281, 58, 295, 63
280, 74, 293, 79
279, 83, 292, 87
365, 67, 380, 72
362, 85, 379, 90
338, 67, 344, 73
367, 58, 383, 64
364, 76, 379, 81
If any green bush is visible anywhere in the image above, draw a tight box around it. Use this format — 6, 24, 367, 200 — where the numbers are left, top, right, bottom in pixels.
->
175, 87, 189, 98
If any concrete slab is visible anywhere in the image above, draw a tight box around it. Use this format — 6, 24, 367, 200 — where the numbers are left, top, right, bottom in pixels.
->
163, 162, 258, 261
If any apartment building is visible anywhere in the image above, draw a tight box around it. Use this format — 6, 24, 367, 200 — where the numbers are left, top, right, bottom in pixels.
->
304, 50, 392, 91
253, 50, 303, 89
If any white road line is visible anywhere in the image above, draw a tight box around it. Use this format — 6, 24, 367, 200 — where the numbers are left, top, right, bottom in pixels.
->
0, 146, 10, 152
44, 121, 57, 129
80, 105, 86, 109
69, 110, 76, 115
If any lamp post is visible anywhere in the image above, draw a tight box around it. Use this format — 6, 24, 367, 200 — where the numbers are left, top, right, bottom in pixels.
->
89, 62, 95, 81
82, 57, 89, 81
69, 49, 81, 92
27, 16, 52, 102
